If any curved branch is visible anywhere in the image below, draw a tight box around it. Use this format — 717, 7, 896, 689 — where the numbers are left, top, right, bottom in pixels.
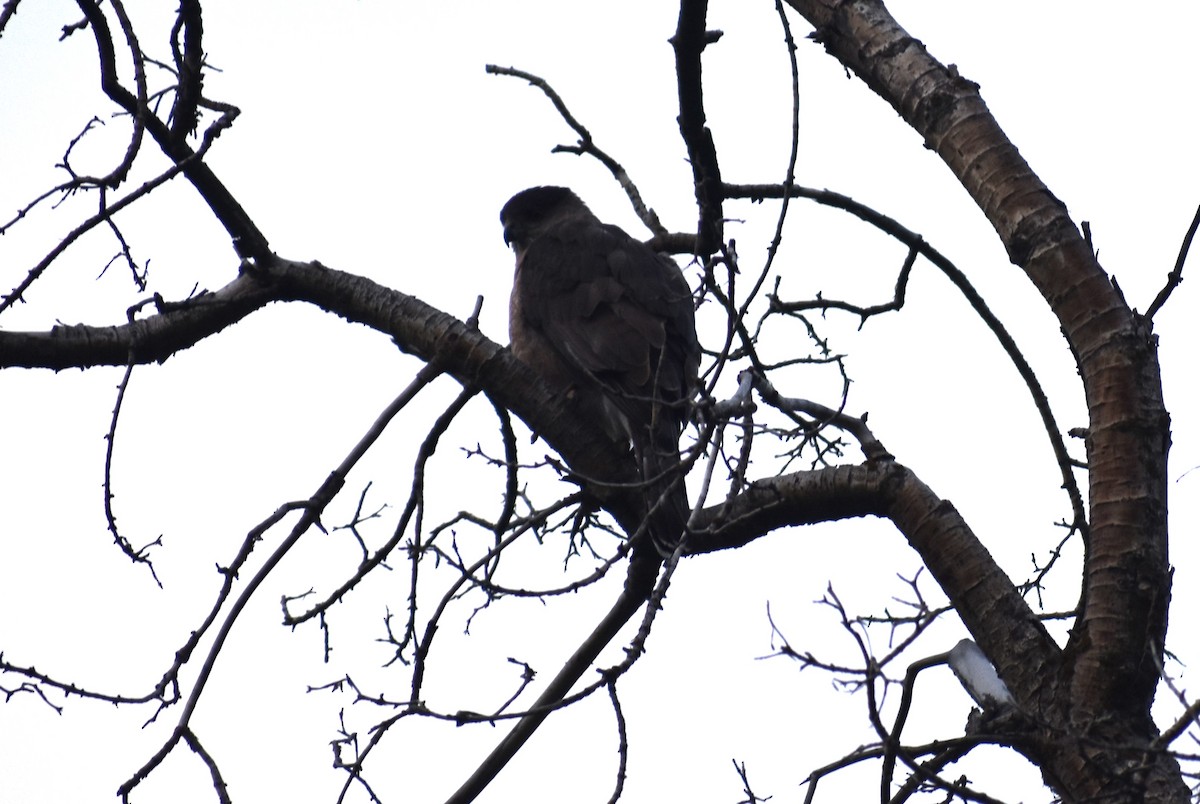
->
5, 252, 1068, 800
732, 182, 1086, 540
781, 0, 1177, 797
1, 111, 233, 313
485, 65, 667, 237
689, 460, 1061, 708
0, 258, 646, 534
2, 256, 1059, 707
77, 0, 269, 259
67, 0, 145, 190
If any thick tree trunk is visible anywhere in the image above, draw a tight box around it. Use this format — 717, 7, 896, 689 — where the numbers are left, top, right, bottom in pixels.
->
783, 0, 1181, 800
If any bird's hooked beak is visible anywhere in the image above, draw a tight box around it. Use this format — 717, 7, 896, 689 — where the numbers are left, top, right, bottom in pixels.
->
503, 224, 526, 252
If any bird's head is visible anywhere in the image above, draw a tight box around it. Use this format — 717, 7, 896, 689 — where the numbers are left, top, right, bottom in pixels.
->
500, 186, 590, 250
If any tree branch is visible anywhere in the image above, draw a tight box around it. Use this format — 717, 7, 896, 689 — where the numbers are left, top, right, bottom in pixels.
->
780, 0, 1178, 797
671, 0, 723, 253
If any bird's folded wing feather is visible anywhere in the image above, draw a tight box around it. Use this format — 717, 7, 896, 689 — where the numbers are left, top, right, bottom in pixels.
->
521, 221, 692, 405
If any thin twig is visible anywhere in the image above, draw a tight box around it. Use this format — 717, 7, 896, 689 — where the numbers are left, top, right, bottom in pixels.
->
485, 64, 666, 236
1145, 202, 1200, 320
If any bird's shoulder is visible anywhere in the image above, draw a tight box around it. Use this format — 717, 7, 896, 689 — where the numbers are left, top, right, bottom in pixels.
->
522, 219, 688, 309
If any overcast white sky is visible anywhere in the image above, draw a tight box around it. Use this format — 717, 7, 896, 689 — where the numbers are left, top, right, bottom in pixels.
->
2, 2, 1199, 802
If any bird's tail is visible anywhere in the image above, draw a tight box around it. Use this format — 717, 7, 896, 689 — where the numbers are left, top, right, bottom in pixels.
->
639, 424, 690, 560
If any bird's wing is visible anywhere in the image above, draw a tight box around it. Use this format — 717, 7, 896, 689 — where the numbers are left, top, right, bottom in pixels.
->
519, 219, 697, 416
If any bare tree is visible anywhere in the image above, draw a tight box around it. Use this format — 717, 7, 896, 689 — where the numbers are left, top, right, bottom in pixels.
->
2, 2, 1198, 803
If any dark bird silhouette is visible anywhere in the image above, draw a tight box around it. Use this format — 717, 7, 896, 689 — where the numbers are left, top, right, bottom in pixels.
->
501, 186, 700, 558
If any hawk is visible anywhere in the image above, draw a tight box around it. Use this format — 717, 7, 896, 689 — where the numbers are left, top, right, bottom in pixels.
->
501, 186, 700, 558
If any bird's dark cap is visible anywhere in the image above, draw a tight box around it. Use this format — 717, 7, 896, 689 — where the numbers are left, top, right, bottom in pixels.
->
500, 186, 588, 245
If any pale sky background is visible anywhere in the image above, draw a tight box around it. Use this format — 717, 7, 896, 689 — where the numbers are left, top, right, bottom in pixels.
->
2, 2, 1199, 803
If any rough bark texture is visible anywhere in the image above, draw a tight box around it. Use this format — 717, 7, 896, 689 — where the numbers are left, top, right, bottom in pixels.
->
2, 2, 1184, 798
784, 0, 1181, 799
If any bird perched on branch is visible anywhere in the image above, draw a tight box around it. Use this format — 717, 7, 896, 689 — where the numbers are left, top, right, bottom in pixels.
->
500, 186, 700, 558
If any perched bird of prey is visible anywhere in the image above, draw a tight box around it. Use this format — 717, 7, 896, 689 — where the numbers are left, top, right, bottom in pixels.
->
500, 186, 700, 558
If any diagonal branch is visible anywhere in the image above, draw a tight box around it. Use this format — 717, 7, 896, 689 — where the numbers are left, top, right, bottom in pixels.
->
1145, 202, 1200, 321
76, 0, 270, 259
485, 64, 667, 237
734, 181, 1087, 541
780, 0, 1177, 797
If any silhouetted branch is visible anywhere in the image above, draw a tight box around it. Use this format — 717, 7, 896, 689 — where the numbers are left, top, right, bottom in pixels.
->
771, 245, 916, 322
485, 64, 667, 237
443, 550, 668, 804
735, 180, 1087, 540
1146, 202, 1200, 320
605, 680, 630, 804
101, 357, 163, 581
168, 0, 203, 143
671, 0, 723, 253
182, 729, 232, 804
75, 0, 268, 259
